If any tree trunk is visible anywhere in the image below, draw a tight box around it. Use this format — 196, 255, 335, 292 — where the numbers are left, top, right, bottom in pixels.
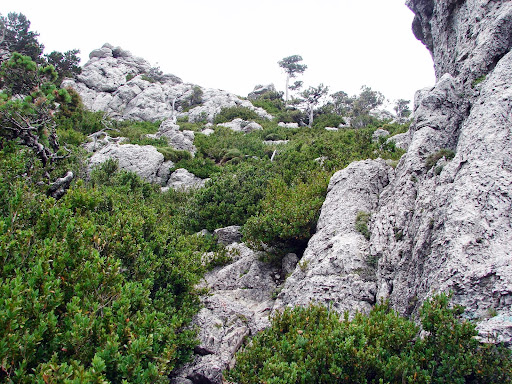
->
285, 74, 290, 103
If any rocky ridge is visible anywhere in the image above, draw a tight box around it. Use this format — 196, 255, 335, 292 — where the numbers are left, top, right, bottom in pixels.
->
63, 43, 271, 123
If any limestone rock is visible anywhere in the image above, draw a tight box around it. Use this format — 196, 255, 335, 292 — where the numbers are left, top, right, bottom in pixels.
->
281, 253, 299, 278
151, 119, 196, 154
213, 226, 242, 246
164, 168, 207, 191
88, 143, 172, 185
278, 122, 299, 129
218, 118, 263, 133
407, 0, 512, 89
274, 159, 392, 314
372, 128, 390, 142
355, 0, 512, 342
64, 44, 272, 124
248, 84, 276, 100
387, 132, 411, 151
263, 140, 289, 145
201, 128, 215, 136
174, 243, 279, 384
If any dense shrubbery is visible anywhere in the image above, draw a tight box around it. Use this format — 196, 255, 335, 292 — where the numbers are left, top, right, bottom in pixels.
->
5, 13, 505, 384
227, 294, 512, 384
243, 172, 329, 254
0, 147, 212, 382
213, 106, 260, 124
189, 160, 272, 231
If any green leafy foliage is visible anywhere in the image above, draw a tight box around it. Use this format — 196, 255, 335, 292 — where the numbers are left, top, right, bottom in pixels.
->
0, 147, 210, 382
425, 149, 456, 170
243, 172, 329, 254
195, 126, 268, 162
213, 106, 259, 124
355, 211, 371, 240
227, 294, 512, 384
190, 160, 272, 231
173, 156, 220, 179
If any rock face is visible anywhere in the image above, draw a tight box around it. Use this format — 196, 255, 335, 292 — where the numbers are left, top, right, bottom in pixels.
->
407, 0, 512, 89
218, 119, 263, 133
275, 159, 392, 314
276, 0, 512, 344
150, 119, 197, 154
63, 43, 272, 123
172, 243, 279, 384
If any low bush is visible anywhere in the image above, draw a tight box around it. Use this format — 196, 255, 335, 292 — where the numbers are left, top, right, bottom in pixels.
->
157, 146, 193, 162
243, 172, 329, 254
425, 148, 455, 170
355, 210, 371, 240
227, 293, 512, 384
0, 147, 209, 382
213, 106, 259, 124
312, 113, 345, 129
173, 156, 220, 179
189, 160, 272, 231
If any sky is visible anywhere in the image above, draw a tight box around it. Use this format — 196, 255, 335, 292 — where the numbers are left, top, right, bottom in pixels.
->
2, 0, 436, 105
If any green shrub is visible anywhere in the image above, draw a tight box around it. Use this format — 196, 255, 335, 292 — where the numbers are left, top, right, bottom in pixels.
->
0, 146, 208, 382
312, 113, 345, 129
355, 210, 371, 240
157, 146, 193, 162
227, 294, 512, 384
243, 172, 329, 254
190, 161, 272, 231
264, 133, 284, 141
112, 120, 162, 144
213, 106, 259, 124
174, 156, 220, 179
426, 148, 455, 170
195, 126, 267, 162
472, 75, 486, 88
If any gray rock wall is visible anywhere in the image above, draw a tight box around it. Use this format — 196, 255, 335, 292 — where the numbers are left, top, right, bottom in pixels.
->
276, 0, 512, 343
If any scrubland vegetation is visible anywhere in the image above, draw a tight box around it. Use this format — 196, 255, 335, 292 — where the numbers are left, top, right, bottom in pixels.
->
0, 12, 510, 383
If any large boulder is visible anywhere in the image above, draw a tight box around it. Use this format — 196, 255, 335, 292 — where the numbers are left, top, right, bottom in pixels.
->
150, 119, 197, 154
407, 0, 512, 89
88, 143, 173, 185
218, 118, 263, 133
164, 168, 208, 192
247, 84, 276, 100
275, 0, 512, 343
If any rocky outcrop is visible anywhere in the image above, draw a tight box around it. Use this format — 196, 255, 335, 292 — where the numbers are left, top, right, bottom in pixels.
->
275, 159, 392, 314
247, 84, 276, 100
275, 0, 512, 343
218, 119, 263, 133
88, 143, 173, 185
150, 119, 197, 154
407, 0, 512, 89
63, 44, 272, 123
213, 226, 243, 246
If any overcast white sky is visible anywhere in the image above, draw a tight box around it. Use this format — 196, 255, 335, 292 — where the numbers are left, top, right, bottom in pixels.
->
2, 0, 435, 104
